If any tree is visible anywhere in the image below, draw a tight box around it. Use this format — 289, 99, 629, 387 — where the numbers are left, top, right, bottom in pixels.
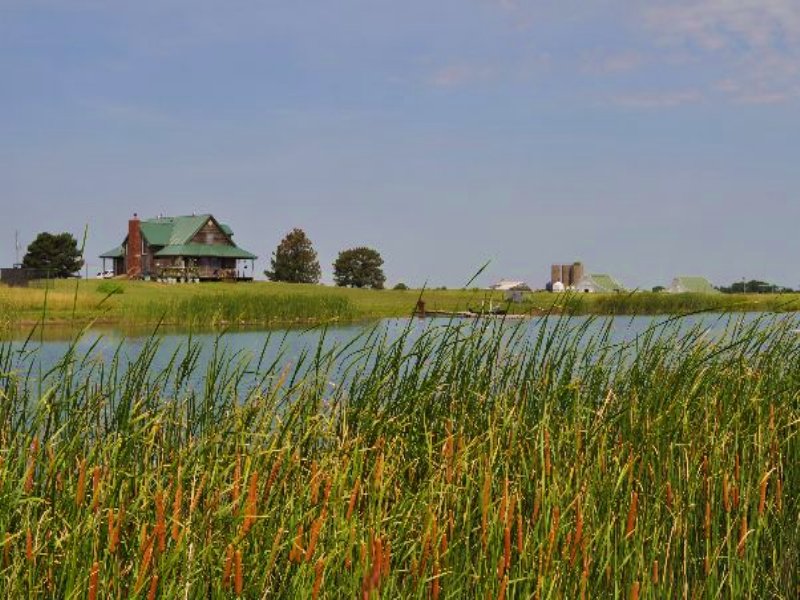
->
333, 247, 386, 289
22, 232, 83, 278
393, 282, 408, 291
265, 228, 321, 283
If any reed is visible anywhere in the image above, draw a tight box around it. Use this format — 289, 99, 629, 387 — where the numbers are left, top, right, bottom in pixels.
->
0, 310, 796, 597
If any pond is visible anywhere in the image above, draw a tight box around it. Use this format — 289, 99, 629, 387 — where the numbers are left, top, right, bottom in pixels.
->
4, 313, 798, 389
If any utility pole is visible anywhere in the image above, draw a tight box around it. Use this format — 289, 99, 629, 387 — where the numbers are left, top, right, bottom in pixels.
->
14, 230, 20, 265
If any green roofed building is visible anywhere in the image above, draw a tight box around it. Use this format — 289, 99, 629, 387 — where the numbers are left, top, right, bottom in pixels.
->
99, 214, 257, 281
667, 276, 719, 294
573, 273, 626, 293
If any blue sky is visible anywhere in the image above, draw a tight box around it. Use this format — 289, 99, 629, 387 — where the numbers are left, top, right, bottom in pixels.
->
1, 0, 799, 289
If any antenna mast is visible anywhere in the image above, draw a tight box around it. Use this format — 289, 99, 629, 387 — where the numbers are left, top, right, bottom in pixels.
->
14, 230, 20, 265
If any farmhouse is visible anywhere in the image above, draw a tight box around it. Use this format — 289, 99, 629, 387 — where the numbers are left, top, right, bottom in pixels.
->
667, 276, 719, 294
100, 214, 257, 281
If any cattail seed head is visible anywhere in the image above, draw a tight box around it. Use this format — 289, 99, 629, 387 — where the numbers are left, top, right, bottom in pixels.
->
234, 549, 243, 595
312, 558, 325, 600
737, 513, 747, 558
625, 491, 638, 539
88, 561, 99, 600
147, 574, 159, 600
75, 458, 87, 508
630, 580, 640, 600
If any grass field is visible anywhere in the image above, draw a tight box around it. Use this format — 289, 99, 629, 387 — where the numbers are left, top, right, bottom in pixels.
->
0, 314, 797, 597
1, 279, 799, 331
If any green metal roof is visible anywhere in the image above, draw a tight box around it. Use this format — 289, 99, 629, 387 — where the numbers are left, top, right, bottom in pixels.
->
101, 214, 255, 261
99, 246, 124, 258
154, 244, 257, 259
670, 277, 719, 294
583, 274, 625, 293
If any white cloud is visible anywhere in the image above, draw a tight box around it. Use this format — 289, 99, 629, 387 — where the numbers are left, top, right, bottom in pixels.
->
642, 0, 800, 104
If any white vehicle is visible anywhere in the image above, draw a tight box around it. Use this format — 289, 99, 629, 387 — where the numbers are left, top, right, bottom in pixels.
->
95, 270, 115, 279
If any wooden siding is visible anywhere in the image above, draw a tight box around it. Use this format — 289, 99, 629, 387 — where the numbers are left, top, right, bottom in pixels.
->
192, 219, 233, 246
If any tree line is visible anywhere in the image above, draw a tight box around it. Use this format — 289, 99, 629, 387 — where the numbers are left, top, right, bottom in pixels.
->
265, 228, 386, 289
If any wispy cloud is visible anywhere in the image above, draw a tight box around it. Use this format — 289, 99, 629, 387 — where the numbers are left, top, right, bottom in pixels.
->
642, 0, 800, 104
613, 90, 703, 109
582, 50, 644, 75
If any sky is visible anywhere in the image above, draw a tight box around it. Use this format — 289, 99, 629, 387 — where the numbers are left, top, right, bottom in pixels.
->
1, 0, 799, 289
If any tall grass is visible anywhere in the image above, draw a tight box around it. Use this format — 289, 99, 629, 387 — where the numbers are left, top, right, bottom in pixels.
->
2, 279, 800, 330
0, 313, 797, 597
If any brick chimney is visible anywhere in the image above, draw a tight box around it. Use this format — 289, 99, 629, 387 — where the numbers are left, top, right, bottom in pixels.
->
126, 213, 142, 277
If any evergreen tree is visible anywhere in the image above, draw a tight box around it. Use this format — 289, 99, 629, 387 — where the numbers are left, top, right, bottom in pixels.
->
22, 232, 83, 278
333, 247, 386, 289
265, 228, 321, 283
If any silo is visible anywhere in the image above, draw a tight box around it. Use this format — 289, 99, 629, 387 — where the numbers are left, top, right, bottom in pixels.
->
562, 264, 574, 287
572, 262, 585, 286
551, 264, 562, 285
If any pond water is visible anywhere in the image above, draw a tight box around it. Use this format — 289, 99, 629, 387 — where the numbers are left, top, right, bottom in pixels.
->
4, 312, 798, 385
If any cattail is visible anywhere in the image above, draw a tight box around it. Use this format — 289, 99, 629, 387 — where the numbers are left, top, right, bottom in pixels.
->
346, 479, 360, 520
312, 557, 325, 600
232, 453, 241, 510
222, 544, 234, 589
516, 511, 524, 554
370, 535, 382, 589
262, 454, 283, 505
76, 458, 87, 507
242, 471, 258, 535
289, 524, 304, 564
91, 466, 102, 513
440, 529, 448, 556
571, 498, 583, 565
722, 474, 730, 513
25, 527, 33, 563
107, 509, 116, 553
665, 482, 673, 510
147, 574, 159, 600
503, 525, 511, 570
775, 477, 782, 512
234, 549, 243, 595
652, 559, 659, 585
630, 580, 640, 600
496, 555, 505, 581
306, 509, 327, 562
88, 561, 99, 600
172, 475, 183, 542
155, 490, 166, 553
737, 513, 747, 558
431, 560, 440, 600
758, 473, 768, 517
732, 485, 740, 510
497, 574, 508, 600
137, 533, 155, 592
544, 430, 552, 477
625, 491, 638, 538
189, 472, 207, 516
532, 489, 541, 524
704, 500, 711, 540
